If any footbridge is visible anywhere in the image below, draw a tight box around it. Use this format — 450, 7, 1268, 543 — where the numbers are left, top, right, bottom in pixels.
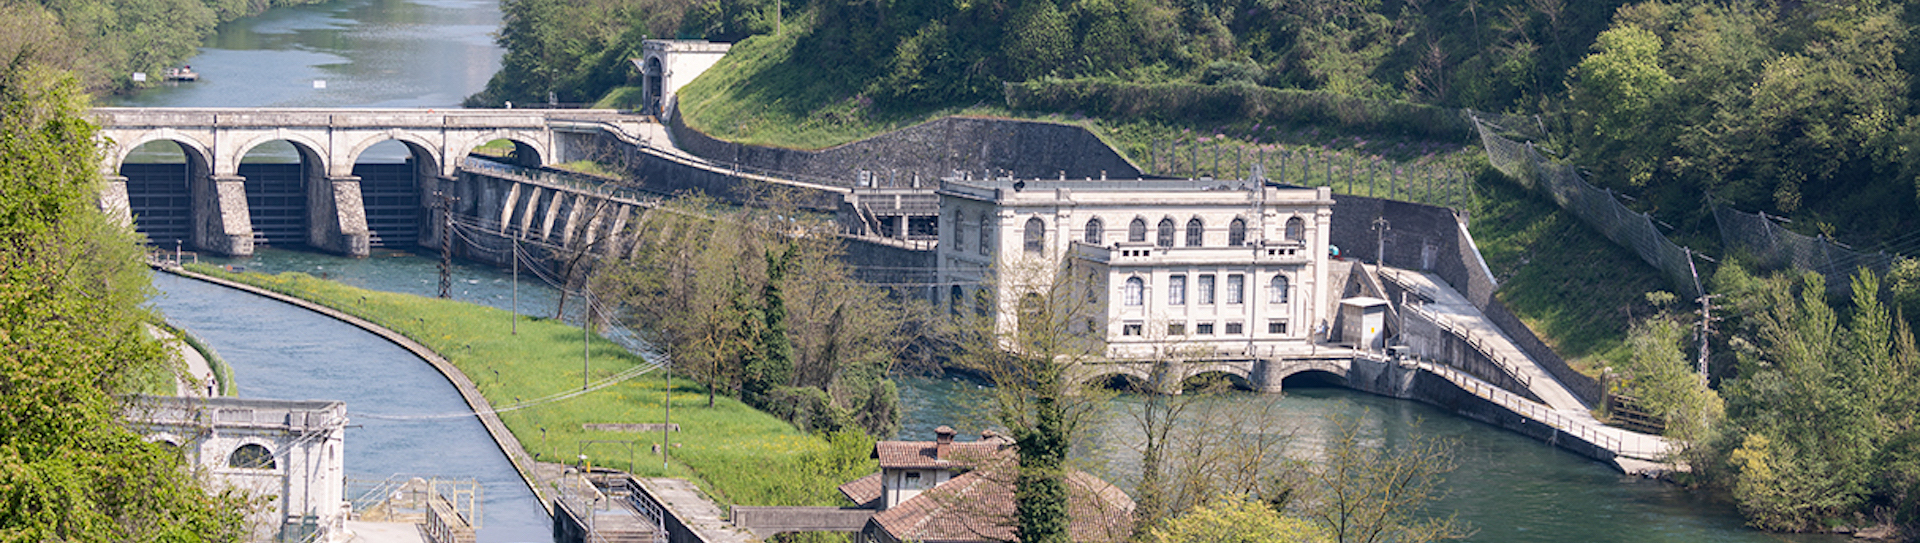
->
93, 107, 669, 257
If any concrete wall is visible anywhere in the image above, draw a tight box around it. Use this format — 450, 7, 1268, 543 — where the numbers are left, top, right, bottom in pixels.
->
668, 111, 1142, 185
1328, 193, 1602, 407
1344, 357, 1616, 465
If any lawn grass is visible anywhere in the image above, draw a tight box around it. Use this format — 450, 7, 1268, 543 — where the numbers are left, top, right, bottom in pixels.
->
183, 265, 874, 508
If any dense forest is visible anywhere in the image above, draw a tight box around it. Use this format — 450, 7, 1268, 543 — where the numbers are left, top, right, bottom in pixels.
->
1, 0, 330, 93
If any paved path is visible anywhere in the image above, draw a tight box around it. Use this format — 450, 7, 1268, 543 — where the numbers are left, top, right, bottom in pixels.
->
338, 520, 426, 543
148, 323, 218, 398
639, 478, 754, 543
1374, 266, 1673, 464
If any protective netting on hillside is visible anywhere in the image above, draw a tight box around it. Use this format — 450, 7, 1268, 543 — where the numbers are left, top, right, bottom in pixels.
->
1473, 116, 1703, 299
1712, 201, 1898, 288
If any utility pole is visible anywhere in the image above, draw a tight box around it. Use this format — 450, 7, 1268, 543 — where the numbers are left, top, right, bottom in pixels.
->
511, 237, 518, 335
436, 189, 457, 299
663, 358, 671, 471
583, 285, 591, 391
1373, 216, 1391, 268
1687, 249, 1718, 386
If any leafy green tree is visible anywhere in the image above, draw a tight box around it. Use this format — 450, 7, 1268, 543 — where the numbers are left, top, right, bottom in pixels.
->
0, 59, 246, 542
1612, 293, 1723, 469
1148, 494, 1327, 543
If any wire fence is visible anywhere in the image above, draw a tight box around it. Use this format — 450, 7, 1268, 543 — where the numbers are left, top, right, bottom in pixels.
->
1711, 200, 1901, 289
1473, 115, 1703, 300
1146, 139, 1472, 210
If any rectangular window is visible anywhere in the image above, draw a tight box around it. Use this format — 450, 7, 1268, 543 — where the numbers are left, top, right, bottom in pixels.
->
1196, 322, 1215, 335
1169, 275, 1186, 305
1123, 323, 1144, 336
1168, 323, 1186, 336
1198, 274, 1216, 305
1225, 322, 1243, 335
1226, 274, 1245, 304
1268, 320, 1288, 334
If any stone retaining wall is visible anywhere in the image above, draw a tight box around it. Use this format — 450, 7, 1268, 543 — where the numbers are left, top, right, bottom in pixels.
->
668, 109, 1142, 184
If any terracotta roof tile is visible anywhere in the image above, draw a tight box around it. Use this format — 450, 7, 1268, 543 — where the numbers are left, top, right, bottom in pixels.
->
873, 439, 1010, 470
870, 466, 1134, 543
839, 472, 883, 508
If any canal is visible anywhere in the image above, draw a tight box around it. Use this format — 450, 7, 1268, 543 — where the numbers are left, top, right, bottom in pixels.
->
157, 248, 1840, 543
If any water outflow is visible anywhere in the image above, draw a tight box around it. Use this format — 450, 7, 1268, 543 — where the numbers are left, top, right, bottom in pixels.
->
149, 272, 550, 542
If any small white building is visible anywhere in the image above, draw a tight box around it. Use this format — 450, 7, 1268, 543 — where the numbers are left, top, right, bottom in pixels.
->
630, 40, 732, 117
127, 396, 349, 542
935, 177, 1336, 365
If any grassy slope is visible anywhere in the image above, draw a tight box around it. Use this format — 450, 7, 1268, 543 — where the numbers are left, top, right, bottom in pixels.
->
185, 266, 871, 508
1466, 169, 1668, 375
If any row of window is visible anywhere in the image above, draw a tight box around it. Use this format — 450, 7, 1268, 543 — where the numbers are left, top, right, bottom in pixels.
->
1122, 274, 1291, 306
1120, 320, 1289, 336
956, 212, 1310, 255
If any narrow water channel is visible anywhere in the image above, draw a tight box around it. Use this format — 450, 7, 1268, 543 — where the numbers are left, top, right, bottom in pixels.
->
149, 272, 550, 542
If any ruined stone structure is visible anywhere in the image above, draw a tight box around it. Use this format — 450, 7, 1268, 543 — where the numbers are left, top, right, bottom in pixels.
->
126, 396, 349, 542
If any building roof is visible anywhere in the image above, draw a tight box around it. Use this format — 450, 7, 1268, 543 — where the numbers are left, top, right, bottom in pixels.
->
867, 468, 1135, 543
873, 439, 1011, 470
839, 472, 883, 509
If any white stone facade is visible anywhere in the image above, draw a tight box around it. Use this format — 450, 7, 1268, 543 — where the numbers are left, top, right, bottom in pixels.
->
127, 396, 349, 542
632, 40, 732, 118
936, 178, 1335, 363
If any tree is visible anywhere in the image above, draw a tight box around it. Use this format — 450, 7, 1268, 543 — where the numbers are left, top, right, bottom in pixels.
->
1147, 494, 1327, 543
1279, 415, 1469, 543
0, 58, 247, 541
1612, 292, 1724, 470
948, 255, 1113, 543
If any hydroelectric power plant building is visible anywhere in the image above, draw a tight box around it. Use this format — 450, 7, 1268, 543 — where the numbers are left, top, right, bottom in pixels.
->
935, 176, 1347, 390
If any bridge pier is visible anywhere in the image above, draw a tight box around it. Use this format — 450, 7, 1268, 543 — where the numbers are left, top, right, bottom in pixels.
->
307, 176, 371, 257
101, 176, 133, 228
195, 175, 255, 256
1250, 359, 1286, 393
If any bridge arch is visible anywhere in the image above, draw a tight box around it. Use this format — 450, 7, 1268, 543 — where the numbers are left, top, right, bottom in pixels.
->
1075, 364, 1154, 390
449, 131, 548, 173
344, 132, 444, 176
1269, 359, 1350, 387
1179, 370, 1257, 392
115, 137, 215, 245
108, 131, 215, 174
227, 133, 330, 177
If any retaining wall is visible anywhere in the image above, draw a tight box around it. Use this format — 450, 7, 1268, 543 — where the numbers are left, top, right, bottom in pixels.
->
1345, 357, 1617, 466
668, 110, 1142, 183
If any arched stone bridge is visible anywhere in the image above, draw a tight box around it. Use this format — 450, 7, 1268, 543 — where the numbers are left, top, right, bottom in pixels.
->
1071, 356, 1352, 394
92, 107, 656, 257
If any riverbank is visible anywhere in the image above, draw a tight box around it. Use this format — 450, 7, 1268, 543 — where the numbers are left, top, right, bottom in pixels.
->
174, 263, 875, 513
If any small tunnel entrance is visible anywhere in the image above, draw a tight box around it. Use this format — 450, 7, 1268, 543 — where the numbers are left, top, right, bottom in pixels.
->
119, 140, 201, 246
354, 140, 429, 248
238, 140, 317, 247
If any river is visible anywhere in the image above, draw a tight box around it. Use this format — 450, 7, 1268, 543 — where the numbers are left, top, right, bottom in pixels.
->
118, 0, 1839, 539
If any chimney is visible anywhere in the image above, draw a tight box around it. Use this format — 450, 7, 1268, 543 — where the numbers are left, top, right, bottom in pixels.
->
935, 425, 955, 459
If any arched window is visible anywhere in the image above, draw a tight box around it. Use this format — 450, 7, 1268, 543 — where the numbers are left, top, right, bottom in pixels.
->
1285, 217, 1305, 242
229, 443, 276, 469
1270, 275, 1290, 304
1156, 218, 1175, 248
1024, 217, 1046, 254
1185, 218, 1204, 247
951, 213, 965, 252
1128, 217, 1147, 242
1124, 277, 1144, 306
1229, 218, 1247, 246
1084, 218, 1103, 245
977, 213, 990, 255
951, 285, 964, 315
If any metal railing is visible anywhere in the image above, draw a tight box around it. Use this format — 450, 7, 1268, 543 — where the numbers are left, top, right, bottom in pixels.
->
1418, 360, 1622, 453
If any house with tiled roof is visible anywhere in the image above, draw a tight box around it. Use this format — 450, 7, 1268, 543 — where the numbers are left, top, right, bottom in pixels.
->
840, 426, 1135, 543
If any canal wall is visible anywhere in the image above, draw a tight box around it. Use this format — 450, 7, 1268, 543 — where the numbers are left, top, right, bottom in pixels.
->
1346, 356, 1619, 468
153, 265, 557, 516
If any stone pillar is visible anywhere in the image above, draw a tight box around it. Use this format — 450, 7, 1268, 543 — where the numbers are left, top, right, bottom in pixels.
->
101, 175, 133, 227
518, 187, 544, 239
1251, 358, 1286, 393
307, 175, 371, 257
559, 194, 588, 248
603, 205, 633, 257
539, 191, 565, 241
498, 182, 522, 235
194, 175, 254, 256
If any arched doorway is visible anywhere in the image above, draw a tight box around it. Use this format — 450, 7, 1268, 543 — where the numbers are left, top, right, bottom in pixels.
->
644, 57, 664, 115
237, 140, 322, 247
118, 140, 208, 247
